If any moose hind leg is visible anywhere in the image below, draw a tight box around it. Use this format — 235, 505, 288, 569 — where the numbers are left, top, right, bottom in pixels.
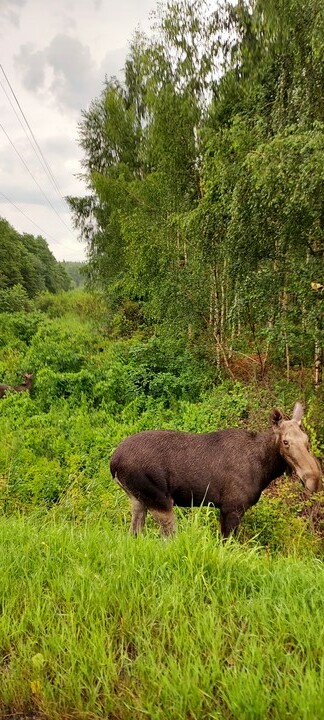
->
149, 507, 176, 537
130, 497, 147, 536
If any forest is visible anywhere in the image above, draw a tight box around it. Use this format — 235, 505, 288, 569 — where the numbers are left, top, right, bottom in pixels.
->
68, 0, 323, 385
0, 217, 71, 309
0, 0, 323, 718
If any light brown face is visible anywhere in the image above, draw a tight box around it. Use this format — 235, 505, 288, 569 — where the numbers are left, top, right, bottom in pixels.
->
272, 403, 323, 493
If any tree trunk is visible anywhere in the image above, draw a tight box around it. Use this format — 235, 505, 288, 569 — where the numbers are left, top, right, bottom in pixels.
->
314, 339, 322, 390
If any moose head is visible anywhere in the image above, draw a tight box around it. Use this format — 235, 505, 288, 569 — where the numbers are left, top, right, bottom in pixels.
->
272, 402, 322, 493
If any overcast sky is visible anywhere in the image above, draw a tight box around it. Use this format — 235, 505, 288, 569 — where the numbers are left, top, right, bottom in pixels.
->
0, 0, 157, 261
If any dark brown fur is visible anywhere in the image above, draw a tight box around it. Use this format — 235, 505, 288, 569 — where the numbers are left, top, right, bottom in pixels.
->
110, 403, 322, 538
0, 373, 33, 399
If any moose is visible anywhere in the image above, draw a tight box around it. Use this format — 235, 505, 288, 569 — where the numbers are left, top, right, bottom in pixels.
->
110, 402, 322, 538
0, 372, 33, 399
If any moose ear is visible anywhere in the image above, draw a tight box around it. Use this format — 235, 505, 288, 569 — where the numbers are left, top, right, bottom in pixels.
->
292, 401, 304, 425
271, 408, 284, 426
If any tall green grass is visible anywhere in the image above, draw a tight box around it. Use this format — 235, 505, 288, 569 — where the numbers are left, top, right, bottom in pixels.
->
0, 513, 323, 719
0, 293, 323, 717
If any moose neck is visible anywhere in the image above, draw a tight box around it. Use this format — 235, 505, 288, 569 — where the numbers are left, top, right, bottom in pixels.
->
257, 429, 288, 491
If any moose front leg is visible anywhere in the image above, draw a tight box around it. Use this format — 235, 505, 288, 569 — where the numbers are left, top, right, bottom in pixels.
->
220, 507, 245, 539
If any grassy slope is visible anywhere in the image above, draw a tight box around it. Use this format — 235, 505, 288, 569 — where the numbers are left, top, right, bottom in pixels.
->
0, 514, 323, 720
0, 292, 323, 718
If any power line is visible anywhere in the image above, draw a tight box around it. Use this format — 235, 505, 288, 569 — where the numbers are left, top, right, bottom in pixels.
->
0, 75, 66, 208
0, 119, 73, 235
0, 63, 78, 241
0, 190, 60, 244
0, 63, 67, 205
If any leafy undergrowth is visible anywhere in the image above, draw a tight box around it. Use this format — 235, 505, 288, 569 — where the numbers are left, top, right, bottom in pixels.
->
0, 291, 323, 718
0, 292, 324, 555
0, 514, 323, 720
263, 475, 324, 540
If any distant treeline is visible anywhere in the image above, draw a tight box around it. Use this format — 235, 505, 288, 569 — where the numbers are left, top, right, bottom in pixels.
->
0, 217, 87, 312
0, 217, 70, 297
60, 261, 86, 288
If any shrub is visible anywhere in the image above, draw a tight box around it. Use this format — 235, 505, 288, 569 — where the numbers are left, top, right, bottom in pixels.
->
26, 317, 96, 372
35, 289, 107, 323
35, 368, 96, 410
6, 311, 45, 345
125, 335, 214, 405
0, 312, 45, 362
0, 284, 32, 313
34, 290, 67, 317
241, 494, 322, 555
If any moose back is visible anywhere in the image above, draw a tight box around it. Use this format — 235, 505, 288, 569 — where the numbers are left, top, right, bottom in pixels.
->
0, 373, 33, 399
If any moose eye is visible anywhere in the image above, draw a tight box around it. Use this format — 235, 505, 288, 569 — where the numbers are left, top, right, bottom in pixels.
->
282, 439, 289, 447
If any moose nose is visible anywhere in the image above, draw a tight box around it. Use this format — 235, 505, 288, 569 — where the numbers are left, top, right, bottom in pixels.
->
304, 471, 323, 494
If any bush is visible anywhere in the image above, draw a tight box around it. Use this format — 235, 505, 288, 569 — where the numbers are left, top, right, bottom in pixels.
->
241, 494, 321, 555
125, 335, 214, 404
34, 290, 67, 317
0, 312, 45, 364
26, 317, 96, 372
35, 368, 96, 410
35, 289, 107, 323
0, 284, 32, 313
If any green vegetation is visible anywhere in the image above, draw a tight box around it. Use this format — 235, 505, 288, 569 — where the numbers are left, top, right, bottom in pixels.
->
0, 288, 323, 717
68, 0, 323, 380
0, 516, 323, 720
0, 0, 323, 716
0, 217, 71, 312
60, 261, 86, 288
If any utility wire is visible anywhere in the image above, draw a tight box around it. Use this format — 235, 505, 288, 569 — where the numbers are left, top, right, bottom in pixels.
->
0, 190, 60, 244
0, 75, 67, 208
0, 63, 78, 242
0, 119, 73, 235
0, 63, 67, 204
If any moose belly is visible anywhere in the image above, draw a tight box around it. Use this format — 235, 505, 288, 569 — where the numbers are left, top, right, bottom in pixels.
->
171, 484, 219, 508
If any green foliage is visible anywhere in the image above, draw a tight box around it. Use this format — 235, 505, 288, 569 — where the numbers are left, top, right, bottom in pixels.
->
66, 0, 324, 376
125, 335, 213, 402
0, 283, 31, 313
2, 311, 45, 345
60, 261, 86, 288
242, 494, 321, 555
35, 368, 95, 411
0, 517, 323, 717
33, 290, 68, 318
0, 288, 323, 719
0, 217, 71, 297
0, 294, 322, 552
26, 316, 97, 373
34, 288, 107, 322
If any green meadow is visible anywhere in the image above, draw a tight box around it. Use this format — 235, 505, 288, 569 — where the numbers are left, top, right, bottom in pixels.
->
0, 515, 323, 720
1, 0, 324, 714
0, 290, 323, 718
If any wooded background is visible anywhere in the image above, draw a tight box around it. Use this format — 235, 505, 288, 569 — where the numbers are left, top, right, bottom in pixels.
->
67, 0, 323, 384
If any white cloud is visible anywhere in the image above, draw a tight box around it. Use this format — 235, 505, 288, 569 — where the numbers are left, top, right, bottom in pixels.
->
0, 0, 157, 260
15, 35, 99, 111
0, 0, 26, 29
14, 43, 46, 92
101, 47, 127, 81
